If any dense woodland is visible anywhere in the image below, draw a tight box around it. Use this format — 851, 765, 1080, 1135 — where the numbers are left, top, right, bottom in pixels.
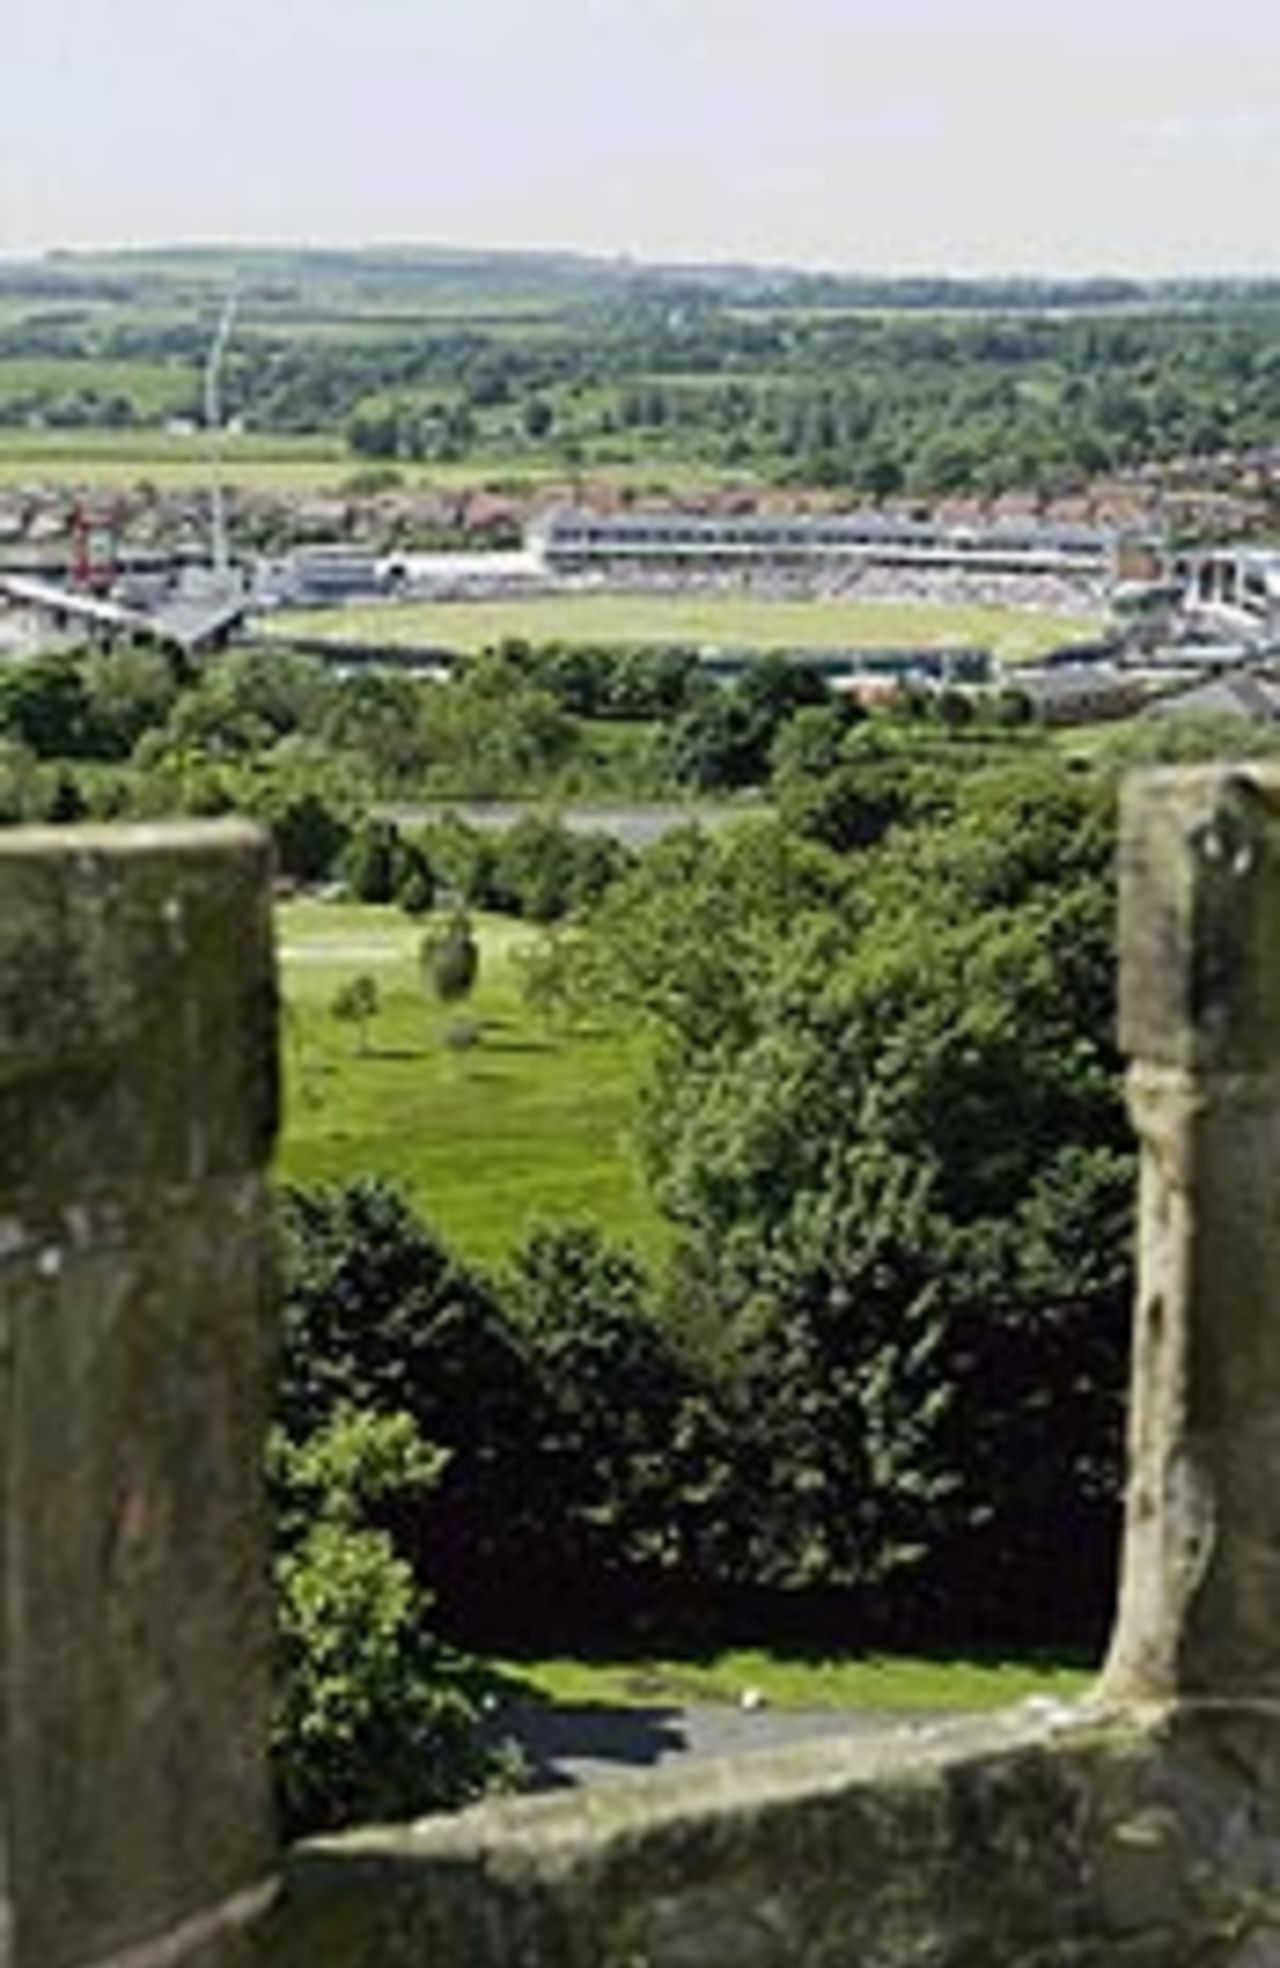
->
0, 635, 1047, 834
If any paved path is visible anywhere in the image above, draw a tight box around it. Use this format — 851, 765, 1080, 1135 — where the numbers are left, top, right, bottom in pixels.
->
483, 1699, 937, 1793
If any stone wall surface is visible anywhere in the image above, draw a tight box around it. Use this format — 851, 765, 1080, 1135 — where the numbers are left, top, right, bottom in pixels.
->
259, 1705, 1280, 1967
1106, 769, 1280, 1704
0, 824, 279, 1968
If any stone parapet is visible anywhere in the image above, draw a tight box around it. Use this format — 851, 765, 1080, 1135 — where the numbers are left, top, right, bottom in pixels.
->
0, 824, 279, 1968
12, 775, 1280, 1966
1106, 767, 1280, 1702
266, 1704, 1280, 1966
0, 822, 277, 1191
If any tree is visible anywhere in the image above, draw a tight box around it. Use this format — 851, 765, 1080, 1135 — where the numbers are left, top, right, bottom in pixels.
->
861, 451, 905, 503
934, 687, 975, 734
665, 690, 758, 791
339, 818, 401, 904
415, 814, 499, 908
81, 644, 184, 759
0, 739, 46, 822
769, 704, 855, 783
322, 671, 430, 786
347, 405, 400, 458
277, 1180, 560, 1643
331, 974, 380, 1055
493, 815, 579, 922
667, 657, 832, 791
522, 395, 555, 440
393, 841, 436, 916
45, 767, 87, 823
566, 761, 1130, 1644
0, 653, 94, 757
162, 647, 333, 758
265, 788, 350, 883
419, 658, 578, 796
420, 911, 479, 1004
507, 1225, 720, 1585
271, 1406, 494, 1835
278, 1181, 737, 1649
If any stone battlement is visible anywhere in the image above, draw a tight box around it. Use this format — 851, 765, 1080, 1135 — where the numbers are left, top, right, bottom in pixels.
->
6, 778, 1280, 1966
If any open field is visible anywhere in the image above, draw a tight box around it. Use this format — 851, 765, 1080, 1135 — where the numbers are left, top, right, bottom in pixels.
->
0, 357, 198, 416
0, 431, 745, 497
502, 1649, 1094, 1712
267, 590, 1102, 663
276, 898, 662, 1267
0, 427, 345, 491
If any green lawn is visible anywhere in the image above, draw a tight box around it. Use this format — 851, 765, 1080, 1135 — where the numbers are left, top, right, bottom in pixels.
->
268, 591, 1101, 663
501, 1649, 1094, 1712
276, 899, 662, 1267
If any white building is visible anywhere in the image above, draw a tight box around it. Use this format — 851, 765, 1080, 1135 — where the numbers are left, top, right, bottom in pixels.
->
528, 507, 1124, 582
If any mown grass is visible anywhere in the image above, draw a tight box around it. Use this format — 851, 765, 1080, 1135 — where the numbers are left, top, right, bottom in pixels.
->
276, 899, 663, 1267
501, 1649, 1094, 1712
268, 591, 1101, 663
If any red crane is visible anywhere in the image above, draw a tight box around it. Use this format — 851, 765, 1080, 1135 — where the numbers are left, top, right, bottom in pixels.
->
69, 499, 120, 595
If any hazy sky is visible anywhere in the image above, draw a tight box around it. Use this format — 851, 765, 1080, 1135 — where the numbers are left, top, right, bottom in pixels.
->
4, 0, 1278, 275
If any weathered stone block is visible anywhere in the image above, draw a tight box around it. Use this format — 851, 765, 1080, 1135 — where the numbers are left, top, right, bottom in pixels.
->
1118, 766, 1280, 1073
0, 821, 277, 1192
1107, 767, 1280, 1703
262, 1707, 1280, 1967
0, 824, 279, 1968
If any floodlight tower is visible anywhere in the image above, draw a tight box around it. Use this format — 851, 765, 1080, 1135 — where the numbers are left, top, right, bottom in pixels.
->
204, 288, 238, 588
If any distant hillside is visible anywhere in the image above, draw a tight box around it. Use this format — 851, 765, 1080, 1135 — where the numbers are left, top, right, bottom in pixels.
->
3, 245, 1278, 324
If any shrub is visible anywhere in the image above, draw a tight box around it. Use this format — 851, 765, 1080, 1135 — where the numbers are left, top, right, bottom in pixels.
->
420, 910, 479, 1003
330, 973, 379, 1054
270, 1407, 494, 1836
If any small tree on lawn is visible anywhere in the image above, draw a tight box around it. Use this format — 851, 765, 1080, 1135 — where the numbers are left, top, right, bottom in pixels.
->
331, 973, 380, 1055
420, 910, 479, 1005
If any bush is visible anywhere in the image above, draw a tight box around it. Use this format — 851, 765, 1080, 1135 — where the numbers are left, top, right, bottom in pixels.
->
330, 973, 379, 1054
266, 789, 351, 883
339, 818, 401, 903
271, 1406, 495, 1836
420, 910, 479, 1002
394, 840, 436, 915
277, 1180, 556, 1642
